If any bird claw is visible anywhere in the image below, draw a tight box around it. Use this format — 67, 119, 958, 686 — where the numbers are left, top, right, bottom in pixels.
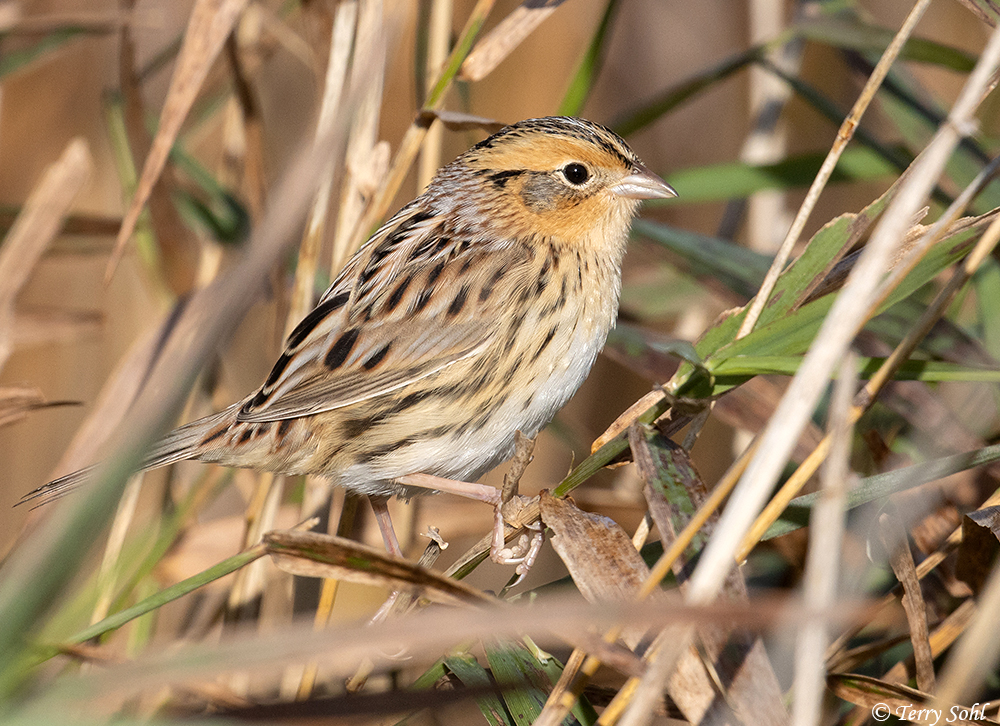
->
490, 500, 544, 586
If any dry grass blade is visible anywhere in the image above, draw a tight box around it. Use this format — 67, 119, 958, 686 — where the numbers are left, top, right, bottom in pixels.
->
89, 476, 142, 625
793, 353, 855, 726
591, 391, 665, 454
106, 0, 248, 280
422, 108, 506, 133
264, 529, 490, 605
30, 593, 872, 711
225, 472, 281, 626
118, 0, 198, 295
293, 0, 355, 318
0, 138, 91, 370
330, 0, 388, 273
417, 0, 452, 191
459, 0, 564, 82
285, 4, 364, 698
346, 0, 495, 254
224, 16, 266, 222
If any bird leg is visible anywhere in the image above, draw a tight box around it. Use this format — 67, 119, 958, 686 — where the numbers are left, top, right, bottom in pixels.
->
395, 472, 543, 581
369, 495, 404, 557
368, 495, 404, 622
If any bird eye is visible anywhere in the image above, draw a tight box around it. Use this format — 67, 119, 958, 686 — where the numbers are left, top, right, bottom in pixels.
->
561, 163, 589, 186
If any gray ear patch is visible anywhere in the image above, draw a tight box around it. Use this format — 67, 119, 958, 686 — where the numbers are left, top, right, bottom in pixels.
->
520, 173, 568, 212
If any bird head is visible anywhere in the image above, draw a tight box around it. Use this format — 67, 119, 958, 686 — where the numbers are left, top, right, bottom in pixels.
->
428, 116, 676, 252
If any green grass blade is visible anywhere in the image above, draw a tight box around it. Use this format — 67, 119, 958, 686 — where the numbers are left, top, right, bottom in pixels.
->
62, 544, 266, 648
484, 642, 551, 726
633, 219, 770, 300
558, 0, 622, 117
613, 46, 761, 137
874, 70, 997, 212
710, 355, 1000, 383
659, 146, 897, 204
0, 28, 91, 77
757, 58, 923, 190
765, 443, 1000, 540
975, 258, 1000, 360
795, 16, 976, 72
425, 1, 493, 109
445, 654, 513, 726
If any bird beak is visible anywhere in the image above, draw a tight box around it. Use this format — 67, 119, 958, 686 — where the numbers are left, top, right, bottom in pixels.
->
609, 163, 678, 200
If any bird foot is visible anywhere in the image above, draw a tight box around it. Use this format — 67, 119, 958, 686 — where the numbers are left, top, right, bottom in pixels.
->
395, 473, 544, 584
490, 496, 544, 586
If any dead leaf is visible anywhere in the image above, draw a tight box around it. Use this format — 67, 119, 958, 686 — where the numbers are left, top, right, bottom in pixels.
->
879, 512, 935, 691
418, 109, 506, 133
538, 491, 650, 607
956, 505, 1000, 594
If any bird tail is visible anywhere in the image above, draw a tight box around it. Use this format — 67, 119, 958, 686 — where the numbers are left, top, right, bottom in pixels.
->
17, 406, 238, 508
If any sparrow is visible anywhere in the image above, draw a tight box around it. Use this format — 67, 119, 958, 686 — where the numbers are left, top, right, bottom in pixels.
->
24, 116, 676, 574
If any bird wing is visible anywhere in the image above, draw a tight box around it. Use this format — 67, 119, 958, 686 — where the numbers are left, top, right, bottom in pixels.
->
236, 205, 529, 423
236, 319, 491, 422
